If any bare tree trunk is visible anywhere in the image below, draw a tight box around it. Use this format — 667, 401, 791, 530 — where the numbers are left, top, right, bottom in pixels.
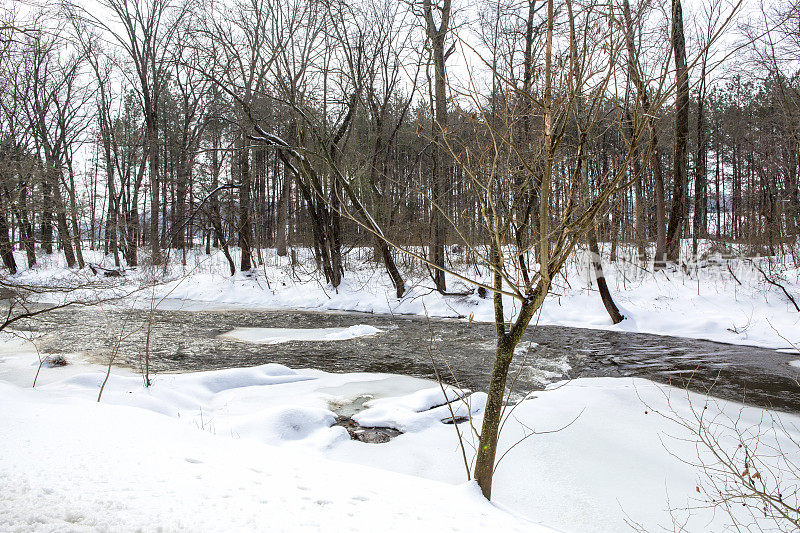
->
626, 108, 647, 261
693, 66, 708, 258
515, 0, 539, 277
0, 212, 17, 274
423, 0, 451, 294
5, 179, 36, 267
588, 227, 624, 323
623, 0, 666, 268
236, 131, 253, 272
210, 130, 235, 276
40, 167, 53, 254
147, 121, 161, 265
474, 0, 555, 501
666, 0, 689, 263
42, 158, 77, 268
174, 154, 189, 258
715, 131, 721, 238
652, 138, 668, 268
571, 2, 624, 324
65, 155, 85, 268
275, 166, 291, 257
127, 180, 141, 267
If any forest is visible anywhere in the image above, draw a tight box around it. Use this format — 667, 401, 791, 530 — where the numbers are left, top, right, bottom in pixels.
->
0, 0, 797, 286
2, 0, 800, 531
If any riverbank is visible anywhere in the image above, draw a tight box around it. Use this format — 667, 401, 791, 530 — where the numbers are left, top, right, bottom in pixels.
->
2, 336, 799, 531
7, 244, 800, 351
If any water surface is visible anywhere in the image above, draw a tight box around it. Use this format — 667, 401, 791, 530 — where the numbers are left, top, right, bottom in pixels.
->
13, 305, 800, 412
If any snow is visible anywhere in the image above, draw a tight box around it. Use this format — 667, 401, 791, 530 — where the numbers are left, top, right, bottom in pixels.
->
0, 345, 540, 532
3, 244, 800, 530
353, 387, 487, 432
0, 381, 534, 533
7, 242, 798, 351
2, 339, 800, 532
219, 325, 382, 344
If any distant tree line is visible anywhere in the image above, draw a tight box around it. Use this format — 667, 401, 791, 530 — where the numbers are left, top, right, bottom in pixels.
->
0, 0, 797, 291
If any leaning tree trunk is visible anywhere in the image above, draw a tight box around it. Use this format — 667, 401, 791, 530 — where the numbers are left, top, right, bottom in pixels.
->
588, 227, 624, 324
474, 0, 554, 501
473, 262, 548, 499
572, 1, 623, 324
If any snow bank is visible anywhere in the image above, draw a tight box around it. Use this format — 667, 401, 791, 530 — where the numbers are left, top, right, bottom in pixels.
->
0, 381, 536, 532
3, 342, 800, 532
354, 386, 486, 432
219, 325, 381, 344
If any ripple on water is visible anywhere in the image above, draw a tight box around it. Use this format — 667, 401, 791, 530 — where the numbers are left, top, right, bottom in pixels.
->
9, 305, 800, 413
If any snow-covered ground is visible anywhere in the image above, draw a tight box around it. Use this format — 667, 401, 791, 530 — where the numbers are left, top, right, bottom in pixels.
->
8, 242, 798, 351
3, 244, 800, 530
2, 335, 799, 532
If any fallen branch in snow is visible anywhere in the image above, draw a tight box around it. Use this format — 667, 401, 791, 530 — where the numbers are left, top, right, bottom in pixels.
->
727, 262, 742, 286
88, 263, 122, 277
750, 261, 800, 312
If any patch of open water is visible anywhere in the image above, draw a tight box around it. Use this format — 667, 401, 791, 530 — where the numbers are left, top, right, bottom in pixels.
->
10, 305, 800, 412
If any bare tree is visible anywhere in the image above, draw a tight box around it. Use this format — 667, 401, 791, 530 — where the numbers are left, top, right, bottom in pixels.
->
420, 0, 452, 294
623, 0, 667, 269
666, 0, 690, 263
72, 0, 191, 266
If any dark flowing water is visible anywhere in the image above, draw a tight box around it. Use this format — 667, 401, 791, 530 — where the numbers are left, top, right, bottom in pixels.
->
12, 305, 800, 412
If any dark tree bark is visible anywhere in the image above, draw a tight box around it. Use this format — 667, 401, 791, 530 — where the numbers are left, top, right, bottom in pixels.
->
588, 227, 624, 324
0, 211, 17, 274
48, 163, 76, 268
236, 131, 253, 272
275, 165, 291, 257
64, 154, 85, 268
40, 166, 54, 254
693, 64, 708, 258
147, 113, 161, 264
666, 0, 689, 263
569, 2, 624, 325
623, 0, 666, 268
423, 0, 451, 294
209, 125, 235, 276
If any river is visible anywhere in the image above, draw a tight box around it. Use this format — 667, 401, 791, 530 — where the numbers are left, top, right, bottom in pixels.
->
12, 304, 800, 412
